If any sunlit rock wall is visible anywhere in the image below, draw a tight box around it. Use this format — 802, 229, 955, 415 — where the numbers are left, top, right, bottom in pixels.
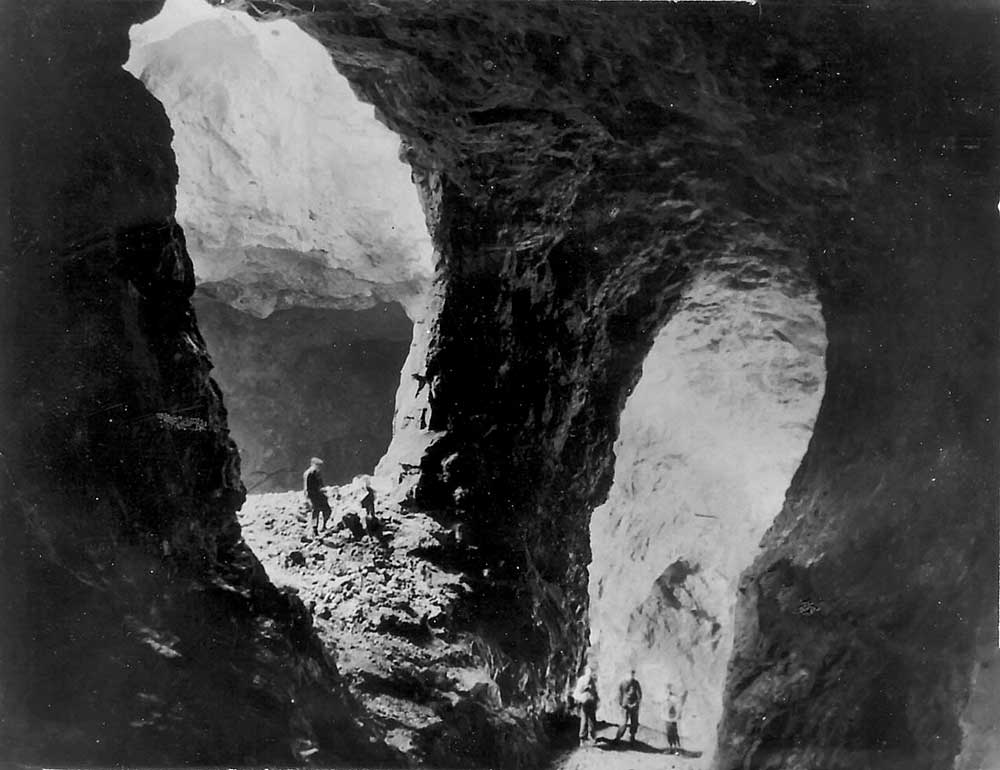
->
589, 254, 825, 757
125, 0, 435, 490
125, 0, 433, 319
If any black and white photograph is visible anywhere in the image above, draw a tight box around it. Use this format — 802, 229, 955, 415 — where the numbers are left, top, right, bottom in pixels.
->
4, 0, 998, 768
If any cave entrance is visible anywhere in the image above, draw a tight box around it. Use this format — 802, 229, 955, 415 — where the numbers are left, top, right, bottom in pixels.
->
125, 0, 433, 492
587, 254, 827, 759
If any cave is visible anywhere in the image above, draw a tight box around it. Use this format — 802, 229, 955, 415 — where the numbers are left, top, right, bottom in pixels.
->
588, 252, 827, 754
5, 1, 998, 769
124, 0, 431, 491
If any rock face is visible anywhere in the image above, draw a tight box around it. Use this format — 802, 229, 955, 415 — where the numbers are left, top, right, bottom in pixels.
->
193, 296, 412, 491
3, 2, 387, 764
240, 2, 997, 765
125, 0, 433, 319
589, 255, 826, 759
6, 1, 997, 768
715, 165, 999, 770
125, 0, 431, 492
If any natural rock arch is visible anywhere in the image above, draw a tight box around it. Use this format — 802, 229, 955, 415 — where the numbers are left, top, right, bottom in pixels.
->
4, 1, 997, 768
588, 252, 827, 761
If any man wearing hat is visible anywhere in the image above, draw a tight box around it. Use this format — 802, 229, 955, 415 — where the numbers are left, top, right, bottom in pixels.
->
614, 668, 643, 744
303, 457, 331, 536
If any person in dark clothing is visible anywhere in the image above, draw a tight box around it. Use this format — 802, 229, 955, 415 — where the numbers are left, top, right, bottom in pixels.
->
360, 477, 381, 539
303, 457, 331, 536
613, 669, 643, 744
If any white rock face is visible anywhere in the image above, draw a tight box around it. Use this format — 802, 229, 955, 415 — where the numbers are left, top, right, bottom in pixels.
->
588, 255, 826, 761
125, 0, 434, 319
375, 283, 446, 494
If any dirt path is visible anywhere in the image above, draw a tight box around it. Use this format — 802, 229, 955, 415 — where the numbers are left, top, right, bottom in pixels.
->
551, 723, 709, 770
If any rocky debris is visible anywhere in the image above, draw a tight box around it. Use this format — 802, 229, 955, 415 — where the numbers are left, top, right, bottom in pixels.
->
238, 477, 548, 768
285, 550, 307, 567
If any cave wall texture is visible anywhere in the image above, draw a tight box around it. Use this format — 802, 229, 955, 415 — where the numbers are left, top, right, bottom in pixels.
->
588, 253, 826, 754
3, 1, 390, 764
124, 0, 432, 491
236, 7, 997, 768
4, 1, 998, 768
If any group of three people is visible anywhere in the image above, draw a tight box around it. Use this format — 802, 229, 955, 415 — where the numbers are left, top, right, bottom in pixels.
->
573, 666, 686, 750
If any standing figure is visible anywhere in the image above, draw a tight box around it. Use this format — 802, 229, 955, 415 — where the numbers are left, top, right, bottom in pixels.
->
613, 668, 643, 743
572, 666, 599, 746
360, 478, 379, 537
303, 457, 331, 536
664, 683, 687, 751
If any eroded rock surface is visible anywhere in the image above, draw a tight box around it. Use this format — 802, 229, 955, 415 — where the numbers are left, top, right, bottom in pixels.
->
4, 2, 386, 764
125, 0, 433, 492
234, 2, 996, 765
126, 0, 434, 319
716, 168, 999, 770
589, 254, 826, 760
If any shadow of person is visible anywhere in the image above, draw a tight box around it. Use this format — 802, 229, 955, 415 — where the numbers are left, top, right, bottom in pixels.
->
663, 747, 704, 758
594, 738, 662, 753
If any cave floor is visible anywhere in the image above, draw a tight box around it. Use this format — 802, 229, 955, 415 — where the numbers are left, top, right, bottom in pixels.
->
550, 723, 707, 770
238, 483, 541, 765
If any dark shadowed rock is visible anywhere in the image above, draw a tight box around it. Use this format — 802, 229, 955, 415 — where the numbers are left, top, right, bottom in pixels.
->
3, 1, 392, 765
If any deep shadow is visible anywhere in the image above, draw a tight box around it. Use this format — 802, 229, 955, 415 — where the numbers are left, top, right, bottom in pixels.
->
595, 736, 703, 758
594, 737, 661, 753
193, 296, 413, 491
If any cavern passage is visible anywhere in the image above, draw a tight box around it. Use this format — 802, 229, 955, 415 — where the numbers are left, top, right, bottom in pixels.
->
5, 1, 998, 769
125, 0, 433, 490
589, 253, 827, 754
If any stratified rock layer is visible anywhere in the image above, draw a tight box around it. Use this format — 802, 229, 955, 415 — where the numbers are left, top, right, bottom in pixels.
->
589, 254, 825, 759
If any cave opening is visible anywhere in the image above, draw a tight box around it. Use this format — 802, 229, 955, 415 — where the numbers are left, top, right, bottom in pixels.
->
124, 0, 433, 492
8, 0, 996, 766
588, 252, 827, 760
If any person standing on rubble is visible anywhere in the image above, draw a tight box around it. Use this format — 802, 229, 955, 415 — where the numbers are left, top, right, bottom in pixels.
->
303, 457, 331, 537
